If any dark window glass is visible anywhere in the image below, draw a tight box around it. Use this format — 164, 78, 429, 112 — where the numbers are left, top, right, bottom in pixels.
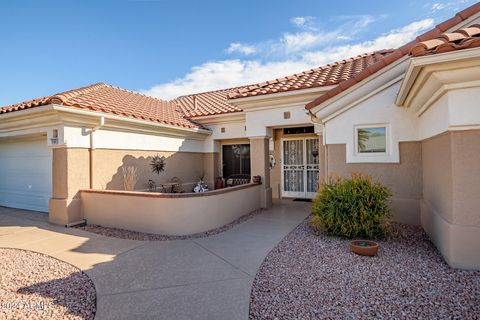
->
222, 144, 251, 178
283, 126, 314, 135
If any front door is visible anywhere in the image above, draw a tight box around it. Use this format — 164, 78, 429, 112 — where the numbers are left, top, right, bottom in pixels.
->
282, 138, 319, 198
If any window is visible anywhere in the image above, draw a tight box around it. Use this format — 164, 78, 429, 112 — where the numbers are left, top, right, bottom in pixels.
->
222, 144, 251, 178
283, 126, 314, 135
356, 127, 386, 153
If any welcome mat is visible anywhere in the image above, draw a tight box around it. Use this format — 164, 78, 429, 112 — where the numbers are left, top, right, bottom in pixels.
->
292, 198, 312, 202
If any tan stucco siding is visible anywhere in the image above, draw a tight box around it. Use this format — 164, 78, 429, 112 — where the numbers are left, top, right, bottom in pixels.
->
325, 142, 423, 225
422, 130, 480, 226
50, 147, 90, 225
91, 149, 205, 192
422, 132, 453, 223
421, 130, 480, 269
203, 152, 220, 188
450, 130, 480, 226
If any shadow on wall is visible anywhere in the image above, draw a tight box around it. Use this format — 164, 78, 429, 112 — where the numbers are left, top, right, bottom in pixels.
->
103, 152, 205, 192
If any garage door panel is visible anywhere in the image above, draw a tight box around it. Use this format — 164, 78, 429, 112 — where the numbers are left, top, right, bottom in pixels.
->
0, 138, 52, 212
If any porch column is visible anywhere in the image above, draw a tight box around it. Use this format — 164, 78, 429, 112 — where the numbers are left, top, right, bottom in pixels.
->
249, 136, 272, 208
49, 146, 90, 225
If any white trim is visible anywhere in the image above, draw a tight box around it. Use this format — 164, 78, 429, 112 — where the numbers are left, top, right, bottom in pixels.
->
310, 57, 409, 116
190, 112, 245, 124
347, 122, 398, 163
228, 85, 336, 104
396, 47, 480, 107
323, 75, 404, 123
354, 124, 388, 156
50, 105, 211, 135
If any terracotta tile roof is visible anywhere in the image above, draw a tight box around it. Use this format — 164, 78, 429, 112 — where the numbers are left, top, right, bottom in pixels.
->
410, 24, 480, 56
174, 86, 247, 118
0, 83, 203, 129
305, 2, 480, 110
228, 50, 394, 99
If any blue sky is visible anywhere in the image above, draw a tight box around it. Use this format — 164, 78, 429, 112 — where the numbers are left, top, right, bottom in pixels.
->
0, 0, 476, 106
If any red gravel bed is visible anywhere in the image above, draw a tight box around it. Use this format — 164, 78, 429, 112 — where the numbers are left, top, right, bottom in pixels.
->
77, 209, 263, 241
0, 248, 96, 320
249, 218, 480, 319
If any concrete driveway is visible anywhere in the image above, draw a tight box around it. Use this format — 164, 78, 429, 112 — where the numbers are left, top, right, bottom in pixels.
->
0, 200, 310, 320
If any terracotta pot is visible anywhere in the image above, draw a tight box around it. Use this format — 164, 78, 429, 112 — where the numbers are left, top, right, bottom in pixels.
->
252, 175, 261, 184
215, 177, 224, 190
349, 240, 379, 257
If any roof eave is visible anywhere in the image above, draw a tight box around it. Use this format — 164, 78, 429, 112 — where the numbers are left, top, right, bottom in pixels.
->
228, 85, 337, 106
396, 47, 480, 106
309, 57, 409, 121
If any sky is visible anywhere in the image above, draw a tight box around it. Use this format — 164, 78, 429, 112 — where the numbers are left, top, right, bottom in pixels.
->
0, 0, 476, 106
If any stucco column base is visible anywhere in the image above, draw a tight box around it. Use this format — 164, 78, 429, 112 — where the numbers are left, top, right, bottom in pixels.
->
421, 201, 480, 270
49, 198, 83, 225
260, 187, 273, 209
250, 137, 272, 209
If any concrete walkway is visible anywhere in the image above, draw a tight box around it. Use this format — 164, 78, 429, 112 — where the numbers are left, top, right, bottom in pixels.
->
0, 200, 310, 320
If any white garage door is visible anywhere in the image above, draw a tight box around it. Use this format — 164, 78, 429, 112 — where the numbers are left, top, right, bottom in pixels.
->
0, 137, 52, 212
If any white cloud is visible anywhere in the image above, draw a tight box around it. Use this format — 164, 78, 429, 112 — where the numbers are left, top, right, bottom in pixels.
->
290, 16, 315, 29
431, 2, 447, 11
281, 31, 338, 52
428, 0, 472, 12
302, 18, 434, 65
227, 42, 257, 55
142, 59, 312, 100
142, 18, 435, 100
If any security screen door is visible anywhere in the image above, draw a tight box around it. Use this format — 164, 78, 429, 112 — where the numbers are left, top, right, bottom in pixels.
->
282, 138, 319, 198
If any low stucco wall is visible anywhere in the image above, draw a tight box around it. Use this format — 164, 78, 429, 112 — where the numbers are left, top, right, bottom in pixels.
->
80, 183, 262, 235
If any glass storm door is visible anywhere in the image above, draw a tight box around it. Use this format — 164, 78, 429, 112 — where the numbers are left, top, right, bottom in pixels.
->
282, 138, 319, 198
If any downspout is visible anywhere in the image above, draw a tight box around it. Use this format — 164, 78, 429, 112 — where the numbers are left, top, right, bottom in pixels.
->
89, 116, 105, 189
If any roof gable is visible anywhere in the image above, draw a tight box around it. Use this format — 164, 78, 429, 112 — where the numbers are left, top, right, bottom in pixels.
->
305, 2, 480, 111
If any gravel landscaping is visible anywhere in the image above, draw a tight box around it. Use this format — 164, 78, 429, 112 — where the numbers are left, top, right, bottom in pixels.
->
250, 217, 480, 319
77, 208, 264, 240
0, 248, 96, 320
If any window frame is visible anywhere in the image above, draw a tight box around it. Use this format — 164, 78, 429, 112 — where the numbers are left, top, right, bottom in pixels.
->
221, 143, 251, 178
354, 124, 389, 157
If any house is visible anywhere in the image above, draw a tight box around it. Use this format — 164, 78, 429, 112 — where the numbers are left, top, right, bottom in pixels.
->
1, 3, 479, 269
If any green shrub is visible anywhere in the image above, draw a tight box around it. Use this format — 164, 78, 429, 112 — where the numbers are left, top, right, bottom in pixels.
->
311, 173, 392, 239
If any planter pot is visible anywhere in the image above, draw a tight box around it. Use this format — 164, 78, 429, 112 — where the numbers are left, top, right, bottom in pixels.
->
252, 175, 261, 184
349, 240, 379, 257
215, 177, 224, 190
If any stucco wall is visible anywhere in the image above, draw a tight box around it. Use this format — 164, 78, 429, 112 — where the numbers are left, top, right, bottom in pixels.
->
421, 130, 480, 269
91, 149, 205, 192
326, 142, 422, 225
50, 147, 90, 225
81, 184, 262, 235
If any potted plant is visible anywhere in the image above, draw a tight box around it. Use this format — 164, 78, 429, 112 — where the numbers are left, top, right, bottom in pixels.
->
349, 240, 379, 256
215, 177, 224, 189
